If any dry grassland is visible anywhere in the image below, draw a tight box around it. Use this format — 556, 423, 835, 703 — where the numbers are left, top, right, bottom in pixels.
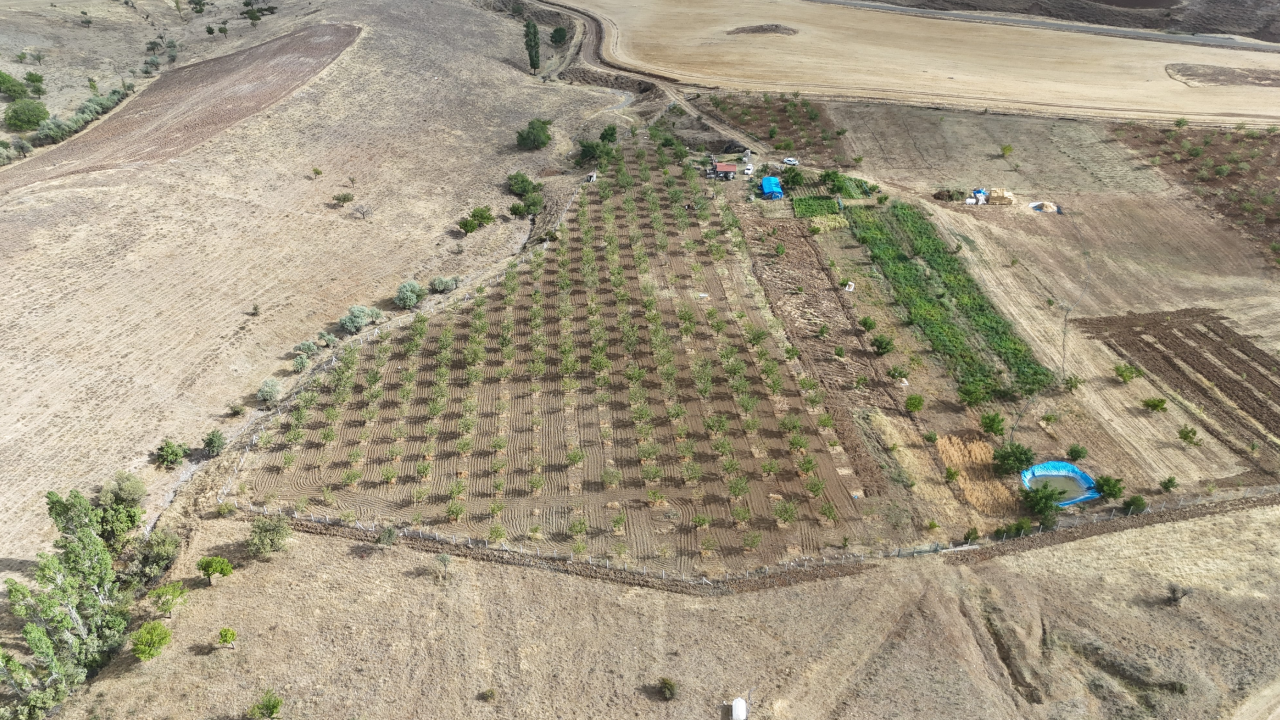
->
565, 0, 1280, 123
53, 503, 1280, 719
0, 0, 623, 569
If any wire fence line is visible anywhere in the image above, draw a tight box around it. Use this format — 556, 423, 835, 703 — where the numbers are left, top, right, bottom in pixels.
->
223, 480, 1280, 589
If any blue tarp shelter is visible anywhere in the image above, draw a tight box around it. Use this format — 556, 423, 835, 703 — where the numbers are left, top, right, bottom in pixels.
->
761, 176, 783, 200
1021, 461, 1101, 507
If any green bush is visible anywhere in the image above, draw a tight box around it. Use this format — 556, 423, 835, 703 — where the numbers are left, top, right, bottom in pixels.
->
257, 378, 283, 404
1066, 443, 1087, 461
780, 166, 803, 188
197, 555, 234, 582
1142, 397, 1167, 412
793, 195, 840, 218
5, 98, 47, 130
1020, 482, 1065, 526
1123, 495, 1147, 513
992, 442, 1034, 476
1094, 475, 1124, 500
904, 394, 924, 412
516, 118, 552, 150
459, 217, 480, 234
980, 412, 1005, 437
871, 335, 894, 356
248, 689, 283, 719
551, 26, 568, 45
203, 429, 227, 457
507, 171, 543, 197
658, 677, 678, 701
155, 439, 188, 468
0, 71, 29, 99
1114, 363, 1143, 383
130, 621, 171, 661
599, 124, 617, 143
1161, 476, 1178, 492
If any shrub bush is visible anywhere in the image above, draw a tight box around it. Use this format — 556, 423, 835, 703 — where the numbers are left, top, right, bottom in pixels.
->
338, 305, 382, 333
203, 429, 227, 457
246, 516, 291, 558
130, 621, 171, 661
870, 335, 894, 356
257, 378, 283, 403
1094, 475, 1124, 499
155, 439, 188, 468
1020, 483, 1064, 526
992, 442, 1034, 476
394, 280, 425, 309
248, 689, 283, 719
550, 26, 568, 45
1123, 495, 1147, 513
658, 677, 678, 701
1067, 443, 1087, 461
5, 99, 47, 130
904, 394, 924, 413
980, 412, 1005, 437
516, 118, 552, 150
197, 555, 233, 583
1142, 397, 1167, 412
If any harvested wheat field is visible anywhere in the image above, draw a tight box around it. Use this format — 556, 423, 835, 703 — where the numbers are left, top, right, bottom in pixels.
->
566, 0, 1280, 123
0, 0, 621, 569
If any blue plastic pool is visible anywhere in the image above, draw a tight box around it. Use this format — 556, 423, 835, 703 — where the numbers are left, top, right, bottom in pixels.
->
1021, 461, 1100, 507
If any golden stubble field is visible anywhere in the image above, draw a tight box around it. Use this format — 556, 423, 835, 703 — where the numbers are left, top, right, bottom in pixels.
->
564, 0, 1280, 124
53, 504, 1280, 719
0, 0, 621, 569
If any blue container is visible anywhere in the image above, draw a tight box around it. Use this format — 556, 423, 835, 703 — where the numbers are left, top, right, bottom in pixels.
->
1020, 461, 1100, 507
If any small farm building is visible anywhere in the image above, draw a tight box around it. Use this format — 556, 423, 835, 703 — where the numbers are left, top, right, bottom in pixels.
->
761, 176, 783, 199
714, 162, 737, 180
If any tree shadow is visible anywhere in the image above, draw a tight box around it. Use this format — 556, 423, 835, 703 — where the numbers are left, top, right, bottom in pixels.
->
0, 557, 39, 579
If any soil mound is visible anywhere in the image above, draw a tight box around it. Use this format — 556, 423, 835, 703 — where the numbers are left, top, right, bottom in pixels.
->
1166, 63, 1280, 88
727, 23, 798, 35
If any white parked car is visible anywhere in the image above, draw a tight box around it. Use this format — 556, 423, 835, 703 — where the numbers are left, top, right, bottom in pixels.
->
782, 157, 799, 166
742, 164, 754, 176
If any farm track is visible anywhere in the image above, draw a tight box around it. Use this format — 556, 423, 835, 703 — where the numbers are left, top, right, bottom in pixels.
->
0, 24, 360, 197
1076, 308, 1280, 476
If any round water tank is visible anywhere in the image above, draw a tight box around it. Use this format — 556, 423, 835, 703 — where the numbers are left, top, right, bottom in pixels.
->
732, 697, 748, 720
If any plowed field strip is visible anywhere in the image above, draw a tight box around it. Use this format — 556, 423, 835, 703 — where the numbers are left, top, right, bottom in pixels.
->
0, 24, 360, 196
1155, 330, 1280, 440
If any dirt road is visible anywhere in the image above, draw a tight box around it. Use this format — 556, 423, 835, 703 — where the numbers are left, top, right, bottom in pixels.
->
558, 0, 1280, 123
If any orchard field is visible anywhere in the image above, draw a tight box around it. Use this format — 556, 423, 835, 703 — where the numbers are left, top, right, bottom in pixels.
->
237, 132, 864, 575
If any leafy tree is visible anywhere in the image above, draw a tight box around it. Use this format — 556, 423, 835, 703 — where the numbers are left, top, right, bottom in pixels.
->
219, 627, 237, 649
4, 98, 49, 131
1094, 475, 1124, 500
575, 139, 615, 166
148, 581, 187, 616
1020, 483, 1065, 526
0, 71, 30, 100
780, 166, 804, 188
155, 439, 189, 468
904, 394, 923, 413
394, 280, 425, 309
773, 500, 798, 524
246, 516, 291, 558
1066, 443, 1087, 462
257, 378, 283, 403
197, 556, 233, 584
523, 20, 540, 71
516, 118, 552, 150
599, 124, 617, 143
550, 26, 568, 45
458, 217, 480, 235
870, 335, 894, 356
129, 621, 171, 661
332, 192, 354, 207
203, 429, 227, 457
507, 171, 543, 197
470, 206, 495, 226
248, 689, 283, 719
992, 442, 1034, 476
1160, 476, 1178, 492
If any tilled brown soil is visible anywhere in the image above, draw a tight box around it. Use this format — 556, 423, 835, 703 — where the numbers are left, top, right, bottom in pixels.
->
1075, 308, 1280, 477
0, 24, 360, 196
245, 512, 875, 595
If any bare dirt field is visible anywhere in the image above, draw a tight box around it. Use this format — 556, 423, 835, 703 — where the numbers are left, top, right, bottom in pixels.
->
0, 0, 624, 571
52, 503, 1280, 719
562, 0, 1280, 123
